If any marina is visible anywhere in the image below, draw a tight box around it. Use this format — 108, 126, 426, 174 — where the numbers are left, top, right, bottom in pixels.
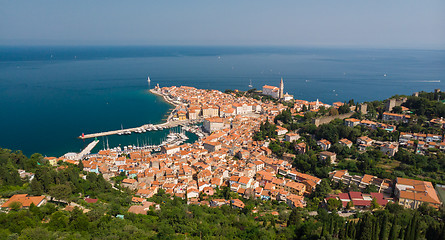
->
78, 118, 203, 140
84, 125, 206, 159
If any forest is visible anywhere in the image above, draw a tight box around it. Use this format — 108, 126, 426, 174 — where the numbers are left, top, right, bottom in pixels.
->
1, 190, 444, 239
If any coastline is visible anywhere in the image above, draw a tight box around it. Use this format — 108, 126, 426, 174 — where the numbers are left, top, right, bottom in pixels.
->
78, 89, 186, 140
149, 88, 178, 123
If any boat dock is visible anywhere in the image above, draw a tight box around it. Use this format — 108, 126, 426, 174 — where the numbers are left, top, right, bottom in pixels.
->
78, 119, 203, 139
75, 139, 99, 160
84, 126, 209, 159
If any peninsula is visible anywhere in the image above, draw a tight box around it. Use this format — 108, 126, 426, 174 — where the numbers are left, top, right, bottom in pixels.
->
1, 84, 444, 239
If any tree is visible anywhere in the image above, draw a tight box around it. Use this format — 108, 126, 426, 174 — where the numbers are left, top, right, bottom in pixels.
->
329, 108, 339, 116
78, 160, 84, 171
29, 203, 41, 220
9, 201, 22, 211
392, 106, 402, 114
372, 220, 380, 240
287, 208, 302, 226
364, 185, 379, 194
404, 216, 413, 240
18, 227, 55, 240
222, 186, 231, 200
358, 214, 374, 240
388, 217, 398, 240
371, 198, 380, 210
338, 104, 351, 114
404, 213, 420, 240
379, 213, 389, 240
49, 184, 72, 202
49, 211, 69, 230
312, 179, 332, 198
70, 212, 90, 231
327, 198, 341, 211
274, 109, 293, 125
30, 178, 43, 196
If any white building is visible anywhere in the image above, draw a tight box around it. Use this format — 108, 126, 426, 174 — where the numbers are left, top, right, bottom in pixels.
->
262, 85, 280, 99
283, 93, 294, 101
203, 117, 226, 133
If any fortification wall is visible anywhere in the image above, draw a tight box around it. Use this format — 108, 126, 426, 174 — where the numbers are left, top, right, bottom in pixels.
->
312, 112, 354, 127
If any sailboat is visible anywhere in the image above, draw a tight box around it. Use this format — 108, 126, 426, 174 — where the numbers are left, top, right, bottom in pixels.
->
147, 76, 151, 83
118, 124, 123, 135
248, 79, 253, 88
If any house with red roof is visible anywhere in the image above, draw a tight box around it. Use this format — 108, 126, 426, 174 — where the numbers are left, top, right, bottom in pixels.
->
317, 139, 331, 151
395, 177, 441, 209
84, 197, 98, 204
324, 191, 389, 210
121, 178, 138, 190
1, 194, 46, 209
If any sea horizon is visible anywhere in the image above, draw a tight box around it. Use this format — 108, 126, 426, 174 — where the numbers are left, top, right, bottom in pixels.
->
1, 45, 444, 62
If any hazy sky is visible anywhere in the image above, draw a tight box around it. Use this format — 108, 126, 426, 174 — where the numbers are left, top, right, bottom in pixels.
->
1, 0, 444, 48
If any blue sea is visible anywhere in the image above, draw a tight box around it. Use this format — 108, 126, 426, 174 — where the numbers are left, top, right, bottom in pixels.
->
0, 46, 444, 157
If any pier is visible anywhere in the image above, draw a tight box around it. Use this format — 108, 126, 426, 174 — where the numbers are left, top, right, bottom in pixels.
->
78, 119, 203, 139
75, 139, 99, 160
84, 125, 208, 159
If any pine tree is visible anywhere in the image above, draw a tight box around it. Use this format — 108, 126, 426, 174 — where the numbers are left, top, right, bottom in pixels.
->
30, 178, 43, 195
398, 228, 404, 240
372, 220, 380, 240
380, 214, 389, 240
359, 215, 374, 240
320, 221, 327, 238
412, 214, 419, 240
339, 222, 346, 240
388, 217, 398, 240
404, 217, 413, 240
439, 222, 445, 240
329, 217, 335, 235
334, 219, 341, 238
405, 214, 418, 240
78, 160, 84, 171
287, 208, 301, 227
351, 223, 356, 239
348, 221, 356, 239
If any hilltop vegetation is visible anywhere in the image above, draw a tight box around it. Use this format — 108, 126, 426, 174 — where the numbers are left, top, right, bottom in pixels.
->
403, 91, 445, 118
0, 146, 444, 239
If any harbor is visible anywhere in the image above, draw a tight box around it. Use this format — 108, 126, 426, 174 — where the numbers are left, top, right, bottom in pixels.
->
73, 84, 208, 159
78, 119, 203, 139
83, 125, 207, 158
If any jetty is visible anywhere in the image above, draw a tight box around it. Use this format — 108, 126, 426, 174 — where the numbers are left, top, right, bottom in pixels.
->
75, 139, 99, 160
78, 119, 203, 140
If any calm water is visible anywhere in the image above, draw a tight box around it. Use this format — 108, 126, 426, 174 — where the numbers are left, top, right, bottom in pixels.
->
0, 46, 444, 156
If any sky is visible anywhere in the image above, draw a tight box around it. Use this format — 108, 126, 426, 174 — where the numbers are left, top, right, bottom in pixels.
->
1, 0, 444, 49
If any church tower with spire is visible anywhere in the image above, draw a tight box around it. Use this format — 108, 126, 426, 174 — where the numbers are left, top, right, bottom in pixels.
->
279, 77, 284, 99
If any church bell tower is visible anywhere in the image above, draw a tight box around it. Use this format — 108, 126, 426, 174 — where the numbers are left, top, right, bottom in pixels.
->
279, 77, 284, 99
